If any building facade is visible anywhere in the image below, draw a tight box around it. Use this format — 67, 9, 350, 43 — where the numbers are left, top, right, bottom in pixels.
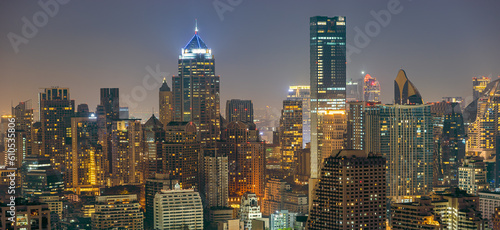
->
154, 184, 203, 230
92, 194, 143, 230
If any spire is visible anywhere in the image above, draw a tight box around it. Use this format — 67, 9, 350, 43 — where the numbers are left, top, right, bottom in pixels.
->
160, 78, 171, 92
195, 19, 198, 34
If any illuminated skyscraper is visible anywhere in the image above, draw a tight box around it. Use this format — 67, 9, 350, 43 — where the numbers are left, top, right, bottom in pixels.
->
279, 99, 303, 176
39, 87, 75, 171
473, 76, 491, 101
363, 74, 381, 102
287, 85, 311, 147
226, 99, 253, 123
394, 69, 423, 105
143, 114, 165, 179
159, 78, 173, 130
172, 24, 220, 147
307, 150, 386, 230
12, 100, 33, 155
309, 16, 347, 196
204, 153, 229, 208
110, 119, 143, 186
347, 101, 380, 151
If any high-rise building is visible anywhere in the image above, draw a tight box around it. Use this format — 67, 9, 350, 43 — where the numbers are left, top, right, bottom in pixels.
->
394, 69, 423, 105
219, 121, 265, 205
363, 74, 381, 102
346, 78, 363, 102
473, 76, 491, 101
319, 113, 346, 159
92, 194, 144, 230
459, 157, 489, 195
204, 153, 229, 208
467, 79, 500, 159
163, 121, 201, 190
347, 101, 380, 151
239, 192, 262, 230
154, 183, 203, 230
21, 155, 64, 196
263, 179, 288, 216
100, 88, 120, 121
307, 150, 386, 230
226, 99, 254, 123
172, 24, 220, 147
287, 85, 311, 147
279, 99, 302, 176
39, 87, 75, 171
67, 114, 105, 195
12, 100, 33, 157
309, 16, 347, 191
110, 119, 143, 186
380, 104, 433, 202
143, 114, 165, 179
159, 78, 173, 130
145, 174, 179, 230
390, 198, 442, 230
430, 188, 485, 229
478, 191, 500, 228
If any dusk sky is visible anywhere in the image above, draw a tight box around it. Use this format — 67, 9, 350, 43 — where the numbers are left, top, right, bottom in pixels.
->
1, 0, 500, 119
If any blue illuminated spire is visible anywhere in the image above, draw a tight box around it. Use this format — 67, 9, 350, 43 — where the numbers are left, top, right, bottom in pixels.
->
183, 20, 208, 50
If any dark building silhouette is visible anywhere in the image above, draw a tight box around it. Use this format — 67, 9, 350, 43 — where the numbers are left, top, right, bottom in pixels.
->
394, 69, 423, 105
226, 99, 254, 123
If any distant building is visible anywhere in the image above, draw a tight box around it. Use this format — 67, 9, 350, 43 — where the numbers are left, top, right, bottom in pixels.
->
159, 78, 173, 130
239, 192, 262, 230
459, 157, 489, 195
287, 85, 311, 147
430, 188, 485, 229
39, 196, 63, 220
143, 114, 165, 179
21, 155, 64, 196
307, 150, 386, 229
270, 210, 297, 230
154, 183, 203, 230
390, 198, 442, 230
204, 153, 229, 208
110, 119, 143, 186
226, 99, 254, 123
119, 107, 129, 119
394, 69, 423, 105
363, 74, 381, 102
279, 99, 302, 176
346, 78, 363, 102
92, 194, 143, 230
473, 76, 491, 101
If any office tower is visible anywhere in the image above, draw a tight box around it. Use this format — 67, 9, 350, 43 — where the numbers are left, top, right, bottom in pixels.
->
346, 78, 363, 102
279, 100, 302, 176
467, 79, 500, 158
0, 202, 51, 230
430, 188, 485, 229
390, 198, 442, 229
119, 107, 129, 119
307, 150, 386, 229
20, 155, 64, 196
430, 101, 465, 187
110, 119, 143, 186
92, 194, 143, 230
100, 88, 119, 120
459, 157, 489, 195
226, 99, 254, 123
143, 114, 165, 179
320, 113, 346, 158
159, 78, 173, 130
474, 76, 491, 101
12, 100, 33, 156
310, 16, 347, 185
347, 101, 381, 151
363, 74, 381, 102
154, 183, 203, 230
204, 153, 229, 208
163, 121, 201, 190
172, 25, 220, 147
239, 192, 262, 230
145, 174, 179, 230
287, 85, 311, 146
380, 104, 433, 201
479, 191, 500, 228
270, 210, 297, 230
39, 87, 75, 171
394, 69, 423, 105
219, 121, 265, 204
66, 114, 105, 195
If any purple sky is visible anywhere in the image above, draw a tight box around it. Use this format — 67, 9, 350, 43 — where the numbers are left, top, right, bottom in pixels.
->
1, 1, 500, 120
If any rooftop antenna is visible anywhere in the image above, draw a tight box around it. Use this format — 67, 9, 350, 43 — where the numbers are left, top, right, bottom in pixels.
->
195, 19, 198, 34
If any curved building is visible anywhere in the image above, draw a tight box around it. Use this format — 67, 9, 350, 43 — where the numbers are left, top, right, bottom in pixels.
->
394, 69, 423, 105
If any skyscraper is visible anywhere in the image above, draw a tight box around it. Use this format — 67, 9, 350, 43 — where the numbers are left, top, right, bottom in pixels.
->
172, 24, 220, 147
12, 100, 33, 156
39, 87, 75, 171
363, 74, 381, 102
394, 69, 423, 105
307, 150, 386, 230
110, 119, 143, 186
287, 85, 311, 147
473, 76, 491, 101
204, 153, 229, 208
154, 184, 203, 230
226, 99, 254, 123
143, 114, 165, 179
100, 88, 119, 121
159, 78, 173, 130
279, 99, 303, 176
309, 16, 347, 197
145, 174, 179, 230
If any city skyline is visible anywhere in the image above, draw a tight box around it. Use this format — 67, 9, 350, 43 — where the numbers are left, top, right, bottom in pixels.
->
1, 1, 500, 119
